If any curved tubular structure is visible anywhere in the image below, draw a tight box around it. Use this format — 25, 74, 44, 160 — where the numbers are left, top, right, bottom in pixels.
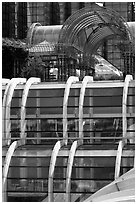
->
114, 140, 124, 180
122, 75, 133, 139
79, 76, 93, 144
26, 22, 42, 46
5, 78, 26, 146
2, 140, 25, 202
65, 140, 79, 202
20, 77, 41, 142
48, 140, 64, 202
63, 76, 79, 145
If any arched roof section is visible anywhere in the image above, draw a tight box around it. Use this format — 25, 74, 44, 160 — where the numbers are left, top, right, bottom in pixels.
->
26, 23, 62, 46
58, 6, 133, 55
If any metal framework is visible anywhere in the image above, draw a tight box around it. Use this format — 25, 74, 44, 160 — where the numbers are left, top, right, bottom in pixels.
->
25, 6, 134, 81
58, 7, 133, 56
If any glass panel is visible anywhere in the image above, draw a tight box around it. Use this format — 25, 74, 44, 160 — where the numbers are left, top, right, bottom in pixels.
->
86, 87, 123, 96
7, 178, 48, 192
10, 157, 50, 167
28, 89, 64, 98
83, 118, 122, 143
53, 179, 66, 192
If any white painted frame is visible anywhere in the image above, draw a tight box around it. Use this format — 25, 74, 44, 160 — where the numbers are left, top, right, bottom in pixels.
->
114, 140, 124, 180
2, 78, 13, 145
5, 78, 26, 145
65, 140, 78, 202
3, 78, 26, 146
20, 77, 41, 142
2, 140, 25, 202
122, 75, 133, 139
48, 140, 64, 202
79, 76, 93, 144
63, 76, 79, 145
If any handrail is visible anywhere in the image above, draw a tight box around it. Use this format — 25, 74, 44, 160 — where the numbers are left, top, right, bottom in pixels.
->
5, 78, 26, 146
63, 76, 79, 145
2, 140, 25, 202
65, 140, 79, 202
122, 75, 133, 140
20, 77, 41, 142
79, 76, 93, 144
48, 140, 64, 202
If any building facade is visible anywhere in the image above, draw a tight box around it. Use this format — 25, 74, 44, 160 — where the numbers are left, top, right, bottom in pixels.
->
2, 2, 135, 39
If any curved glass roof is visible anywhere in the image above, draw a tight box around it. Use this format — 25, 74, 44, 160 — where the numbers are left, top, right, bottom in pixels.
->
58, 7, 133, 55
27, 24, 62, 46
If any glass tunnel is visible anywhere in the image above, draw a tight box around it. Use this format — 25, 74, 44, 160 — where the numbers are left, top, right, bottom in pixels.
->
2, 76, 135, 202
